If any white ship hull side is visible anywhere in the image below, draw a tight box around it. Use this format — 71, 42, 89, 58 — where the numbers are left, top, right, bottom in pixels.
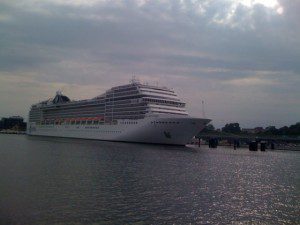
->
27, 117, 210, 145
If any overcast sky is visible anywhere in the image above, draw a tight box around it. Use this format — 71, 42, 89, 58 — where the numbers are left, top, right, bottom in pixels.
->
0, 0, 299, 128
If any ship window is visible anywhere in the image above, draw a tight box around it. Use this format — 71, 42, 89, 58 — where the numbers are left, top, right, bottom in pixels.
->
94, 121, 99, 125
71, 121, 75, 125
81, 121, 86, 125
87, 121, 92, 125
76, 121, 80, 125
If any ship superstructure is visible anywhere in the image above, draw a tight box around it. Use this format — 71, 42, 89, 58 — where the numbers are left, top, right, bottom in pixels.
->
28, 80, 210, 145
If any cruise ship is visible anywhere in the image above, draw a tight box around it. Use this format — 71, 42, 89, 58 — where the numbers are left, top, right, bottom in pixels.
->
27, 79, 210, 145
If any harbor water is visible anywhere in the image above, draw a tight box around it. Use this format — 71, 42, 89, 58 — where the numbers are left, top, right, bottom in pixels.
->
0, 135, 299, 224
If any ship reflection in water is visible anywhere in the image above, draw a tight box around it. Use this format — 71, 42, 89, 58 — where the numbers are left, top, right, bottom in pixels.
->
0, 135, 299, 224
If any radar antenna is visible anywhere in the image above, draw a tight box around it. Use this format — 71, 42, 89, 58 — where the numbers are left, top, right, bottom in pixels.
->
130, 75, 140, 84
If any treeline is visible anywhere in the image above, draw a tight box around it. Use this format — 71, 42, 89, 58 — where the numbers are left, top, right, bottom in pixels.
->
262, 123, 300, 136
202, 122, 300, 136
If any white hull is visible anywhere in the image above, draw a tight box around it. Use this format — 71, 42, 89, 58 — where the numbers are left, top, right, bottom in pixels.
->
27, 116, 210, 145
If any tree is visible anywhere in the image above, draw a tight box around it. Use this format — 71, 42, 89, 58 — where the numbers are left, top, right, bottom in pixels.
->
204, 124, 215, 132
287, 122, 300, 135
264, 126, 278, 135
222, 123, 241, 134
262, 122, 300, 136
277, 126, 289, 135
199, 123, 215, 134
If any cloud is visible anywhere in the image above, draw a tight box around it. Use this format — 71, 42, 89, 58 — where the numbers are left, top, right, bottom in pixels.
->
0, 0, 299, 128
223, 76, 276, 86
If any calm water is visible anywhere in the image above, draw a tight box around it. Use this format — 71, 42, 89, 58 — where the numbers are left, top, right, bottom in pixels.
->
0, 135, 299, 225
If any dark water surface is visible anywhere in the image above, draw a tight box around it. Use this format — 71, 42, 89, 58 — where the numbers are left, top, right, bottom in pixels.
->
0, 135, 299, 225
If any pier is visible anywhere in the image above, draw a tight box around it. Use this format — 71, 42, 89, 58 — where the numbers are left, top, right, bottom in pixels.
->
192, 133, 300, 151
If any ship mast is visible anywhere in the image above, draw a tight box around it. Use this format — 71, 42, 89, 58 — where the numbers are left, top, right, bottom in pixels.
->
202, 100, 206, 118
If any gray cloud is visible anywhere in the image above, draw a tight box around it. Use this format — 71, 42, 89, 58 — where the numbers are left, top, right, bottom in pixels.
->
0, 0, 299, 128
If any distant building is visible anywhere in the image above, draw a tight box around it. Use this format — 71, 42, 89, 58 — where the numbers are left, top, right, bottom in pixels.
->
254, 127, 264, 133
242, 128, 255, 134
0, 116, 27, 131
242, 127, 265, 134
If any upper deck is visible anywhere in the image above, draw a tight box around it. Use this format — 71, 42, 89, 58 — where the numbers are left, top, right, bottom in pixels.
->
29, 80, 188, 123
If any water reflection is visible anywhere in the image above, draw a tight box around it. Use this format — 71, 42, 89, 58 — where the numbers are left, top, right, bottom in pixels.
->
0, 135, 299, 224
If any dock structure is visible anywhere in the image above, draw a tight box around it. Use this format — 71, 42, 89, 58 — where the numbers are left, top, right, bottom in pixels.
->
195, 133, 300, 151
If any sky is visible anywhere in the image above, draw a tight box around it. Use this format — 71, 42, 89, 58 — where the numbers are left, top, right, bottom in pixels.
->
0, 0, 299, 128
